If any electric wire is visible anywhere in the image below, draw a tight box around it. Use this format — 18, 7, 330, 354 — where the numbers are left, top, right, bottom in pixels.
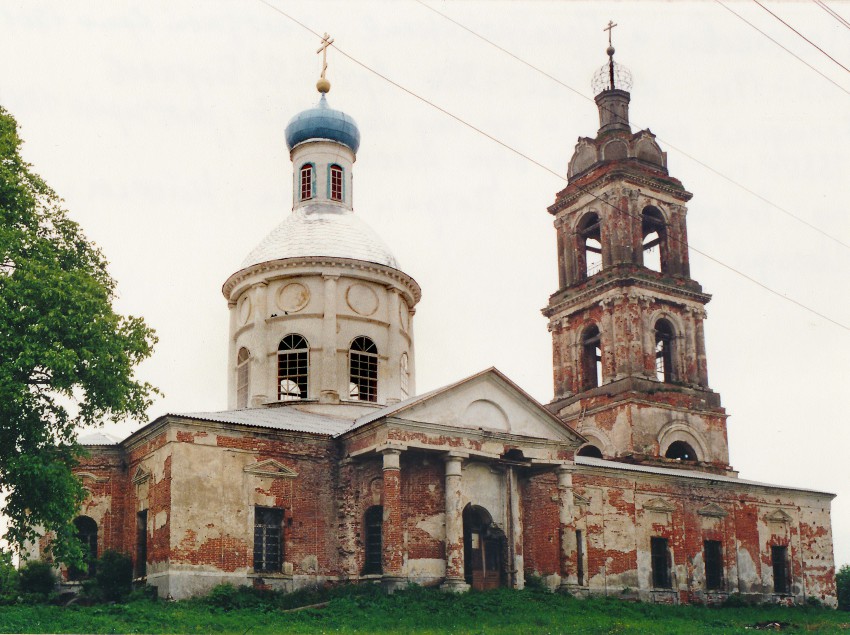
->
413, 0, 850, 253
753, 0, 850, 74
714, 0, 850, 96
814, 0, 850, 31
255, 0, 850, 332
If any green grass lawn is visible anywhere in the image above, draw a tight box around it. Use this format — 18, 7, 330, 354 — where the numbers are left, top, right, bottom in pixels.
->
0, 586, 848, 634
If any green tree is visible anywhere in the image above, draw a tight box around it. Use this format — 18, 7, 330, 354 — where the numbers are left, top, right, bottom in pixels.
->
0, 106, 157, 565
837, 564, 850, 611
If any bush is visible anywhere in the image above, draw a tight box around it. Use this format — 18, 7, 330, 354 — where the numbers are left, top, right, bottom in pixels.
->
0, 552, 19, 604
19, 560, 56, 597
837, 564, 850, 611
93, 550, 133, 602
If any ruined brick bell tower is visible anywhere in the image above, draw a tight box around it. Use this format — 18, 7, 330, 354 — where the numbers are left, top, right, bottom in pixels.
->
544, 39, 731, 472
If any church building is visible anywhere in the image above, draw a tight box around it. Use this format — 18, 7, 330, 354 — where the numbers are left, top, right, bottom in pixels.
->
51, 41, 837, 605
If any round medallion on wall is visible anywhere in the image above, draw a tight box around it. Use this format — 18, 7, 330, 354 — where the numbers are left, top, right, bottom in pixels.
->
399, 299, 409, 332
346, 283, 379, 316
277, 282, 310, 313
237, 294, 252, 325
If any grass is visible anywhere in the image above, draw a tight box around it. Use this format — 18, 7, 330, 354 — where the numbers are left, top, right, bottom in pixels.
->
0, 585, 848, 634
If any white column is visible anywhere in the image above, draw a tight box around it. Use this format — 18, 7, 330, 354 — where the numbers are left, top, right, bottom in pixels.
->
320, 274, 339, 403
440, 453, 469, 592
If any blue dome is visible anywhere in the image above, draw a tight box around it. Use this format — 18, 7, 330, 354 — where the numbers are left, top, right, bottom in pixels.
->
285, 94, 361, 153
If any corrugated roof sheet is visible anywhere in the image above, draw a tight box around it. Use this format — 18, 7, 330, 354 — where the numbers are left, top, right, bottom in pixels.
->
575, 456, 833, 496
173, 407, 352, 436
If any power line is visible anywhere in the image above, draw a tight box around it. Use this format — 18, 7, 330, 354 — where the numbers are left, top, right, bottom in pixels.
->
753, 0, 850, 74
814, 0, 850, 31
714, 0, 850, 96
254, 0, 850, 332
414, 0, 850, 252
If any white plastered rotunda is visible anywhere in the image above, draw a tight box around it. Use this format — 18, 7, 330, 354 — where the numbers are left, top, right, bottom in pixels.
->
222, 89, 420, 412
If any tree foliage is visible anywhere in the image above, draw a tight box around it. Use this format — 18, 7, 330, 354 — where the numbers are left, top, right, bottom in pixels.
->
0, 106, 157, 564
837, 564, 850, 611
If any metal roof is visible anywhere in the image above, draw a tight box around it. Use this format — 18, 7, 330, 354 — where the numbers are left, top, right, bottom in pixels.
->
240, 202, 400, 270
79, 431, 122, 446
173, 407, 352, 436
575, 456, 834, 496
285, 94, 361, 153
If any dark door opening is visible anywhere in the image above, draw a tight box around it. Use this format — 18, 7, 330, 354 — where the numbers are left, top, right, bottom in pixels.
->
463, 504, 506, 590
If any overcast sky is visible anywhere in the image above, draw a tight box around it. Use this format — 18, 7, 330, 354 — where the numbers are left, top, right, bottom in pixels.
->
1, 1, 849, 568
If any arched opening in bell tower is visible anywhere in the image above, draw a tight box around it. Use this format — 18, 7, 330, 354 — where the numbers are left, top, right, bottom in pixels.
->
665, 440, 697, 462
654, 319, 675, 383
641, 207, 667, 273
576, 213, 602, 279
581, 324, 603, 390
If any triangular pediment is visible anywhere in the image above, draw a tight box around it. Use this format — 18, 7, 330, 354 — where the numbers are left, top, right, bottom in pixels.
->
698, 503, 728, 518
765, 508, 793, 524
131, 467, 150, 485
354, 368, 584, 444
244, 459, 298, 479
643, 497, 677, 513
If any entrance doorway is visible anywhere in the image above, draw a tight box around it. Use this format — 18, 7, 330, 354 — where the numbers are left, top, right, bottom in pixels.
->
463, 504, 506, 590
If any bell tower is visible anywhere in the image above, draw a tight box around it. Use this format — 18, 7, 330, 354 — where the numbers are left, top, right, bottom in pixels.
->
544, 38, 730, 472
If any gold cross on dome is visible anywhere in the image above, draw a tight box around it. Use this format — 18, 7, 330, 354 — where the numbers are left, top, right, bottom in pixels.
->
317, 33, 335, 80
604, 20, 617, 46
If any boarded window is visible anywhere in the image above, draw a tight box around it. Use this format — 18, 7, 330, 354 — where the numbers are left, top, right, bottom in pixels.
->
300, 164, 313, 200
254, 507, 284, 573
236, 347, 250, 408
69, 516, 97, 580
651, 537, 671, 588
772, 545, 790, 593
349, 336, 378, 402
330, 164, 343, 201
135, 510, 147, 578
704, 540, 723, 590
363, 505, 383, 575
278, 335, 309, 400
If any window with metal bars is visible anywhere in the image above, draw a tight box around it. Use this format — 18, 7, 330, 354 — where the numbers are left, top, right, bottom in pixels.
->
300, 164, 313, 201
330, 164, 343, 201
236, 347, 250, 408
654, 319, 675, 382
362, 505, 383, 575
704, 540, 723, 590
253, 507, 284, 573
349, 336, 378, 402
651, 537, 671, 588
278, 335, 309, 401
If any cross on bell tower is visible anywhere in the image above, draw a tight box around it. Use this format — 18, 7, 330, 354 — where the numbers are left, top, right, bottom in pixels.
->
544, 36, 731, 473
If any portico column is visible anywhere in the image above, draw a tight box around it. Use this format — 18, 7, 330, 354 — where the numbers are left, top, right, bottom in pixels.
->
381, 448, 405, 592
557, 465, 578, 589
440, 453, 469, 592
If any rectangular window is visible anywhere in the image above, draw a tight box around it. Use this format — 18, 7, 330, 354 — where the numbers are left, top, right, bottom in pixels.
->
772, 545, 789, 593
704, 540, 723, 590
651, 537, 671, 588
135, 510, 147, 578
254, 507, 284, 573
576, 530, 584, 586
300, 165, 313, 200
330, 165, 343, 201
